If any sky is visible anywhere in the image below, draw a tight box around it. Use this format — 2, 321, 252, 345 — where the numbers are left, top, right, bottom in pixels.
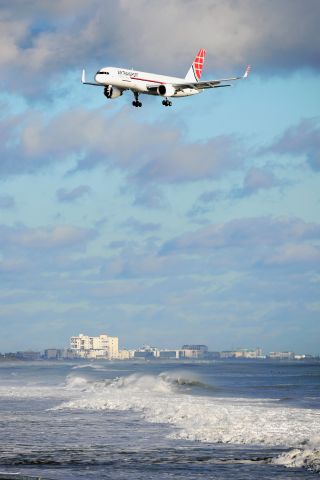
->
0, 0, 319, 354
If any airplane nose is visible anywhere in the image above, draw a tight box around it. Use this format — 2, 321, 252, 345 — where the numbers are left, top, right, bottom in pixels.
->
95, 73, 102, 84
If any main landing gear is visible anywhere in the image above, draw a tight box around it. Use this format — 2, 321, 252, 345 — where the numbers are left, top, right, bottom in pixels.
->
132, 92, 142, 107
162, 98, 172, 107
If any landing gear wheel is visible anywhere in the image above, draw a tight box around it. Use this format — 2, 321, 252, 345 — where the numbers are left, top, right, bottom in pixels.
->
162, 99, 172, 107
132, 93, 142, 107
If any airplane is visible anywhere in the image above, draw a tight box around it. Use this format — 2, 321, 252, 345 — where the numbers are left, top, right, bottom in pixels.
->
82, 49, 251, 107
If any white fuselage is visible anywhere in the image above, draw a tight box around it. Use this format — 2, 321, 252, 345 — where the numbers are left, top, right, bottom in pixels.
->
95, 67, 200, 97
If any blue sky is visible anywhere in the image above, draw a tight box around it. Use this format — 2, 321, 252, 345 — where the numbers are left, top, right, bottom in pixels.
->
0, 0, 319, 353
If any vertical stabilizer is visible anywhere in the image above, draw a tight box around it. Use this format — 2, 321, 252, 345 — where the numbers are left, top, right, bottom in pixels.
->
185, 48, 206, 82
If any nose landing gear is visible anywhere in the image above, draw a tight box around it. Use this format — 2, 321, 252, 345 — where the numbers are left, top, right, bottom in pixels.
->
162, 98, 172, 107
132, 92, 142, 107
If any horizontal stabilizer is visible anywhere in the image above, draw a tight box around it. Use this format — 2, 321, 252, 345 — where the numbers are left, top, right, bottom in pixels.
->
81, 69, 103, 86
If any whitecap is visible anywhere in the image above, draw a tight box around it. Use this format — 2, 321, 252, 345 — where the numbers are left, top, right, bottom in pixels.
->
54, 371, 320, 460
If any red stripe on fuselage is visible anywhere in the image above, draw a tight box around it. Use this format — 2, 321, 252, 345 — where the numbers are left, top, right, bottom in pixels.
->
130, 76, 166, 84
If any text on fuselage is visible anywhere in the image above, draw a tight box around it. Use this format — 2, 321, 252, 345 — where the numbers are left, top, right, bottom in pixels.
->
118, 70, 139, 77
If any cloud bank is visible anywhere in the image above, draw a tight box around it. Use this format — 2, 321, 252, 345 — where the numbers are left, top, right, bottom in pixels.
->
1, 0, 320, 97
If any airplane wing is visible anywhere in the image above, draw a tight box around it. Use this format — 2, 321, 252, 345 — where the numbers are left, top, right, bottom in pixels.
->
172, 65, 251, 91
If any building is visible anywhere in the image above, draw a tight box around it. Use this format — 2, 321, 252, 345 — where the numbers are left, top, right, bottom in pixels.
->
107, 336, 119, 359
159, 350, 180, 359
117, 349, 135, 360
70, 333, 119, 359
220, 351, 236, 359
268, 351, 295, 360
181, 345, 208, 359
133, 345, 159, 359
134, 350, 155, 360
0, 352, 20, 361
44, 349, 64, 360
205, 351, 221, 359
220, 348, 263, 359
294, 354, 306, 360
16, 351, 41, 361
62, 349, 78, 359
233, 348, 263, 359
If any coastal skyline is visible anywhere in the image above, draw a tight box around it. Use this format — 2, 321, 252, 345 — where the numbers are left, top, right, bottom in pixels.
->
1, 329, 319, 358
1, 0, 320, 354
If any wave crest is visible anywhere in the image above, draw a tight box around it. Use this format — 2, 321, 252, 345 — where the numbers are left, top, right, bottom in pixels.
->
55, 371, 320, 474
272, 444, 320, 473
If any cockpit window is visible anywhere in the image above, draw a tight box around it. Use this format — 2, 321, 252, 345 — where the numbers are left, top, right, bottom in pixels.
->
96, 71, 110, 75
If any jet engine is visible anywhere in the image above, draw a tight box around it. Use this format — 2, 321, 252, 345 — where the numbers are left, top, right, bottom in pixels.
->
104, 85, 123, 99
157, 84, 176, 97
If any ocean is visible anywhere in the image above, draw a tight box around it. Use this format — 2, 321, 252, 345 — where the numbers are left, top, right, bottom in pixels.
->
0, 360, 319, 479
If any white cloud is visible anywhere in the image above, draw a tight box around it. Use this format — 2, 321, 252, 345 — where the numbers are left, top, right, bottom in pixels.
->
262, 117, 320, 171
1, 106, 244, 185
1, 0, 320, 96
0, 224, 95, 250
162, 216, 320, 253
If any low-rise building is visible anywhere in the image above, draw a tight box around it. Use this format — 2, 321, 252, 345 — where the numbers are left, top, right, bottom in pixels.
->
205, 351, 221, 360
159, 350, 180, 359
62, 349, 78, 359
233, 348, 263, 359
134, 350, 155, 360
117, 349, 135, 360
0, 352, 19, 361
44, 349, 65, 360
220, 348, 263, 359
268, 351, 295, 360
294, 354, 306, 360
220, 350, 236, 359
133, 345, 159, 359
16, 351, 41, 361
181, 345, 208, 359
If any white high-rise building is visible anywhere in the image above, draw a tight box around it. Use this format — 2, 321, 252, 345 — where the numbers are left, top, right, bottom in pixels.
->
70, 333, 119, 359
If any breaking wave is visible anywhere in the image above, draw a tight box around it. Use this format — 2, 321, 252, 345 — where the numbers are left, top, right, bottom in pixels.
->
53, 371, 320, 473
159, 371, 213, 390
71, 363, 108, 371
272, 442, 320, 473
64, 372, 172, 394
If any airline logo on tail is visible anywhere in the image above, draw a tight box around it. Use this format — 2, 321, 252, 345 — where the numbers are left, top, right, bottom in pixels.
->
193, 48, 206, 81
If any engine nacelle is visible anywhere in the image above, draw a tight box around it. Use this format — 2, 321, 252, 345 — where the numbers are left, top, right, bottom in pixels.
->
104, 85, 123, 99
157, 84, 176, 97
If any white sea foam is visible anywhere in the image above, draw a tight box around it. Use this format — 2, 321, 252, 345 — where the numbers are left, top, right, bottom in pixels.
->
64, 375, 91, 389
0, 374, 60, 398
0, 384, 68, 399
71, 363, 107, 370
272, 441, 320, 473
55, 372, 320, 454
